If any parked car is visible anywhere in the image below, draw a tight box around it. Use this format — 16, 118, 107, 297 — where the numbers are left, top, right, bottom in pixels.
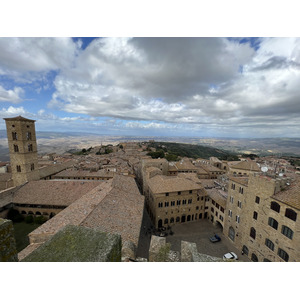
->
209, 234, 221, 243
223, 252, 238, 261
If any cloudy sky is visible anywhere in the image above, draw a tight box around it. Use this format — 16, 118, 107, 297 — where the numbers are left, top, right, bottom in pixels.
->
0, 37, 300, 138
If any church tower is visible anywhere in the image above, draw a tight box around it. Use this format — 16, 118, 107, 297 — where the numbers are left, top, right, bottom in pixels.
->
4, 116, 40, 186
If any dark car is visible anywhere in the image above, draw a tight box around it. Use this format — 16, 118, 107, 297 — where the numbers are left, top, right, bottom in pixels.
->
209, 234, 221, 243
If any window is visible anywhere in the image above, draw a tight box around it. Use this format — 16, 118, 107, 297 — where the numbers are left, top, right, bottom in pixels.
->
197, 197, 199, 201
182, 199, 187, 205
196, 206, 199, 210
171, 201, 175, 207
268, 217, 278, 230
216, 203, 219, 209
253, 211, 258, 220
211, 207, 214, 212
231, 183, 235, 190
177, 200, 181, 206
230, 196, 234, 204
255, 196, 260, 204
188, 199, 192, 204
12, 132, 17, 140
281, 225, 293, 240
26, 132, 32, 140
220, 207, 224, 213
265, 238, 275, 251
165, 192, 169, 196
28, 144, 33, 152
270, 201, 280, 213
164, 202, 169, 207
237, 201, 242, 208
228, 210, 232, 217
251, 253, 258, 262
189, 190, 192, 194
212, 200, 215, 205
14, 144, 19, 152
236, 215, 240, 223
164, 218, 168, 225
250, 227, 256, 239
16, 165, 21, 172
219, 215, 223, 221
278, 248, 289, 262
242, 245, 249, 256
31, 163, 35, 171
285, 208, 297, 221
229, 226, 235, 241
158, 202, 163, 208
239, 187, 244, 194
178, 191, 181, 195
201, 196, 204, 201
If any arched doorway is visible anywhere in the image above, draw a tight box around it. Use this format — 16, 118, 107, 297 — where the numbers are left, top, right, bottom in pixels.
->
158, 219, 163, 228
176, 216, 180, 223
251, 253, 258, 262
229, 226, 235, 241
170, 217, 174, 224
187, 215, 191, 222
181, 215, 186, 223
216, 221, 223, 229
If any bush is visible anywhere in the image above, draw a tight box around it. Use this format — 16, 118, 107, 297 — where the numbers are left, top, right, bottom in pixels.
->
34, 216, 47, 224
25, 215, 34, 224
7, 208, 24, 222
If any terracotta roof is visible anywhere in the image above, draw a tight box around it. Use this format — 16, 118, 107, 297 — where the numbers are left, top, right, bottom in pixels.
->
148, 175, 200, 194
29, 181, 112, 236
3, 115, 35, 122
28, 175, 144, 246
229, 176, 249, 186
272, 178, 300, 210
13, 180, 101, 206
230, 160, 260, 172
53, 169, 114, 178
206, 188, 227, 206
201, 165, 223, 172
175, 160, 198, 171
82, 176, 144, 246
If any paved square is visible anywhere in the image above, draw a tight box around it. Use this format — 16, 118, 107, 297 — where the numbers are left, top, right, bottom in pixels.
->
166, 220, 250, 262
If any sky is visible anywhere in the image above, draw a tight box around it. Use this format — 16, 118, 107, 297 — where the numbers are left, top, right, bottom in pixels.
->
1, 37, 300, 138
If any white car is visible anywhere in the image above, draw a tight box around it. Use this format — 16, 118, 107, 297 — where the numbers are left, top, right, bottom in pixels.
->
223, 252, 238, 261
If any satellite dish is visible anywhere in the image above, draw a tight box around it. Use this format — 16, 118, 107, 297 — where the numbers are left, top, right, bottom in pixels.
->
261, 166, 268, 172
279, 173, 283, 177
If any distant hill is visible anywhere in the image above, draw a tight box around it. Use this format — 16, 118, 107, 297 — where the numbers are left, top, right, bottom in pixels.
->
147, 141, 239, 160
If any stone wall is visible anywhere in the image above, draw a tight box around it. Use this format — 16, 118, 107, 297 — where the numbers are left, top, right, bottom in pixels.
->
0, 218, 18, 262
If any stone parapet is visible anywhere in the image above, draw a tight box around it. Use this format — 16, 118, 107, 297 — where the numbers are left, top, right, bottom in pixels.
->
0, 218, 18, 262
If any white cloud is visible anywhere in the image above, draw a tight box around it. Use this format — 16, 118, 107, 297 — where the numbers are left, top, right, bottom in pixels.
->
0, 85, 25, 103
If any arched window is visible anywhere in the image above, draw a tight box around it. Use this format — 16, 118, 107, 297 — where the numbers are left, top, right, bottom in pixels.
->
263, 258, 271, 262
35, 211, 41, 215
176, 216, 180, 222
170, 217, 174, 224
270, 201, 280, 213
285, 208, 297, 221
278, 248, 289, 262
250, 227, 256, 239
187, 215, 191, 222
164, 218, 168, 224
251, 253, 258, 262
268, 217, 278, 230
21, 211, 26, 214
265, 238, 274, 251
242, 245, 249, 256
281, 225, 293, 240
229, 226, 235, 241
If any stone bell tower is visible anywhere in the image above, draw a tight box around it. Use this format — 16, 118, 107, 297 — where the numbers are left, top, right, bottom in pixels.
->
4, 116, 39, 186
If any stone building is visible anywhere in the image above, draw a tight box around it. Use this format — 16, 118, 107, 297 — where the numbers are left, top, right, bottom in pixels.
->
4, 116, 40, 186
224, 173, 300, 262
145, 173, 207, 228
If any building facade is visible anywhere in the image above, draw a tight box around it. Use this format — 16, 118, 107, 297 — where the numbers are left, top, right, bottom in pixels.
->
225, 173, 300, 262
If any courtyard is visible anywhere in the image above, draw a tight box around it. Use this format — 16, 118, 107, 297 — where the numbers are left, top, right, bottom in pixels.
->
136, 209, 250, 262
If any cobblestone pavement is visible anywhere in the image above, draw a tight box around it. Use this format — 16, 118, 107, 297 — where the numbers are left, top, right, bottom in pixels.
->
136, 212, 251, 261
165, 220, 251, 262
